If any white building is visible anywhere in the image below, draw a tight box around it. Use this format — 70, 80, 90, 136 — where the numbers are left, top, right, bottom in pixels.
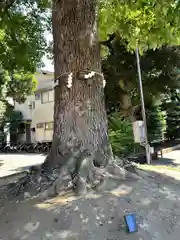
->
14, 70, 54, 143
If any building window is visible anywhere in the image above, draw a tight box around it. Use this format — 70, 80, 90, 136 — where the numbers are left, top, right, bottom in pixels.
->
41, 90, 54, 104
36, 123, 44, 128
35, 92, 41, 100
45, 122, 53, 130
28, 101, 35, 109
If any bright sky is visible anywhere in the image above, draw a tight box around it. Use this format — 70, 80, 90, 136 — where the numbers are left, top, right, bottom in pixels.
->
42, 33, 54, 72
42, 55, 54, 72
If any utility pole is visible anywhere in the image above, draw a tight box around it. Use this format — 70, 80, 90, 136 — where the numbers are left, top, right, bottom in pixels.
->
136, 48, 151, 164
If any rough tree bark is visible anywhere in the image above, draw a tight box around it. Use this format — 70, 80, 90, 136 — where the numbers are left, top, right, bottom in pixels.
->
40, 0, 117, 194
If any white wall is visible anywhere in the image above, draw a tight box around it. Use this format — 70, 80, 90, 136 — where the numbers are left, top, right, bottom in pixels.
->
34, 129, 53, 142
31, 93, 54, 142
35, 71, 54, 91
14, 71, 55, 142
31, 90, 54, 126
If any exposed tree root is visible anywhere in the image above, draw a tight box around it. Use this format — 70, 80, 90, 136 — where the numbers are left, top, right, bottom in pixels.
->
3, 152, 141, 202
37, 153, 141, 200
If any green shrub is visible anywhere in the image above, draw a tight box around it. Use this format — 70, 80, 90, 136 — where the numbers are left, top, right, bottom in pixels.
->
147, 105, 166, 142
108, 113, 142, 157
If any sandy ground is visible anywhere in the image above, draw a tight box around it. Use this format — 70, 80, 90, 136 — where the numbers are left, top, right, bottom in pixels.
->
0, 151, 180, 239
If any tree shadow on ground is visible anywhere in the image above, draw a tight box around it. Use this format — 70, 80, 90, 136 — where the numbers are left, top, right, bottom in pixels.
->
9, 164, 41, 173
1, 167, 180, 239
152, 157, 180, 168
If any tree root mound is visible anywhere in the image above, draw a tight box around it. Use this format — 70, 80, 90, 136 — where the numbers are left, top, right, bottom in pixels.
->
3, 153, 141, 201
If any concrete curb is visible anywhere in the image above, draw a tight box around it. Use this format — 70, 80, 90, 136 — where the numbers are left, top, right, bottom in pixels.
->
0, 171, 27, 187
161, 144, 180, 155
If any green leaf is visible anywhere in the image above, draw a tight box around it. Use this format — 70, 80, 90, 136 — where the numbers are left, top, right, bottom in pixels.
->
99, 0, 180, 52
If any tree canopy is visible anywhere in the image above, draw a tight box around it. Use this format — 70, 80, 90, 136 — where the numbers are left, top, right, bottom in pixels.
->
0, 0, 50, 103
0, 0, 51, 72
1, 0, 180, 107
103, 36, 180, 118
99, 0, 180, 53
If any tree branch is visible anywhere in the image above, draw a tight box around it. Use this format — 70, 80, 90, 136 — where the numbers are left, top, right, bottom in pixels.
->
100, 33, 116, 55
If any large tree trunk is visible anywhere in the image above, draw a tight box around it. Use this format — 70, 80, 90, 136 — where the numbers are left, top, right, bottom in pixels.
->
5, 0, 139, 200
41, 0, 114, 194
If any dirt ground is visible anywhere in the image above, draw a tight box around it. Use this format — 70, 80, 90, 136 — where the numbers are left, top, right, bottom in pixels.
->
1, 151, 180, 239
